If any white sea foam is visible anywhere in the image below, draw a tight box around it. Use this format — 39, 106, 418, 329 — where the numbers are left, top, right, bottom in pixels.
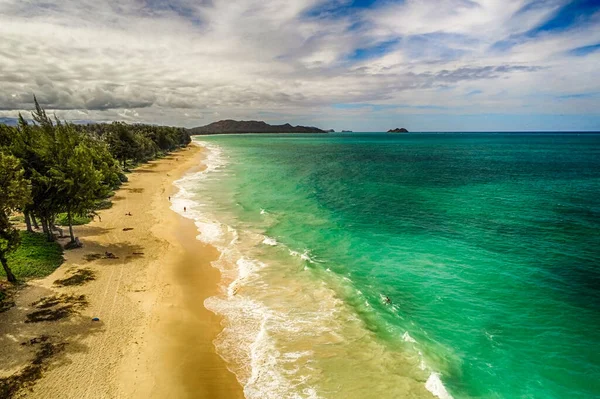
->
402, 331, 417, 343
174, 141, 327, 398
236, 257, 266, 280
289, 249, 317, 263
194, 220, 223, 243
426, 373, 454, 399
206, 280, 326, 399
173, 140, 453, 399
410, 341, 453, 398
171, 141, 229, 244
262, 236, 278, 246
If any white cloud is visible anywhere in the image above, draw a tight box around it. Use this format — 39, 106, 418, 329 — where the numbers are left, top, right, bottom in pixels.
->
0, 0, 598, 128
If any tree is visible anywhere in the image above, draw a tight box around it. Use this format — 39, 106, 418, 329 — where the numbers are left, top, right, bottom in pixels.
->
1, 96, 192, 246
50, 122, 104, 243
0, 152, 31, 283
106, 122, 140, 168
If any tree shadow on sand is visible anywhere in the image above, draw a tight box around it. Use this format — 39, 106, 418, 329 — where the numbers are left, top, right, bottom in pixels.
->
73, 225, 115, 239
122, 187, 144, 194
0, 313, 105, 398
80, 242, 146, 265
0, 284, 103, 376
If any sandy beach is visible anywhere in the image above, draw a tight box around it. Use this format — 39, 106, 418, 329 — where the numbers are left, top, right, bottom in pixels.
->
0, 145, 244, 398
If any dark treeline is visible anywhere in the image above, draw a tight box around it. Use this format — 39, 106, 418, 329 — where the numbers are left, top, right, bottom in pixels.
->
74, 122, 191, 167
0, 99, 191, 282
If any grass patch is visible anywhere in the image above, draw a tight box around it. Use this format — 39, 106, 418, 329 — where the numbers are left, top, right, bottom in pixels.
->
55, 213, 92, 226
2, 232, 64, 280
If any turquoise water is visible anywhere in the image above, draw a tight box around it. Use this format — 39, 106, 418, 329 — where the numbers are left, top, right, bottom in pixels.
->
176, 133, 600, 399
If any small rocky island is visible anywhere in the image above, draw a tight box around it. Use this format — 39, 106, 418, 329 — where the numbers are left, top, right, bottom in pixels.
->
189, 120, 327, 134
388, 128, 409, 133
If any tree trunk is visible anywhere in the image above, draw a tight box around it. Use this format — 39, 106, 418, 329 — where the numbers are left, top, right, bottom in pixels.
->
41, 218, 54, 242
41, 217, 48, 234
50, 219, 62, 238
0, 254, 17, 283
31, 213, 39, 229
67, 211, 75, 243
24, 211, 33, 232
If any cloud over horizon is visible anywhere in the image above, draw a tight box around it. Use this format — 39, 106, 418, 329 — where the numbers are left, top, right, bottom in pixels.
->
1, 0, 599, 130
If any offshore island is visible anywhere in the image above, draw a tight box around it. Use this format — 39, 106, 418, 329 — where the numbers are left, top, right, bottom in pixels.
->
388, 128, 409, 133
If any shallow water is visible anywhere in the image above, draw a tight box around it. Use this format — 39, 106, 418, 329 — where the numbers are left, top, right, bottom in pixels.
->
173, 133, 600, 399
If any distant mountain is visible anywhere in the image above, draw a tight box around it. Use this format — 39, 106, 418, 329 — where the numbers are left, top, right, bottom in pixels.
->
0, 117, 18, 126
388, 128, 409, 133
189, 120, 327, 135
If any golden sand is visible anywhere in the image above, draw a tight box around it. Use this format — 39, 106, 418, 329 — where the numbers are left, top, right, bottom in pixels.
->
0, 146, 244, 398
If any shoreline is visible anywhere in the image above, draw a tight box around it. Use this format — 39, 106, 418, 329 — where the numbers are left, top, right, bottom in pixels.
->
0, 145, 244, 398
170, 138, 443, 399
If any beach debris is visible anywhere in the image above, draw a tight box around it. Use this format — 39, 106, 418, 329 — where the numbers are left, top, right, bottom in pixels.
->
104, 251, 119, 259
132, 252, 144, 255
92, 317, 100, 322
125, 212, 132, 216
122, 227, 134, 231
54, 268, 96, 286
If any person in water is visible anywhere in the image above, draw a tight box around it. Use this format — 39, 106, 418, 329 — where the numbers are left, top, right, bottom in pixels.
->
384, 296, 392, 305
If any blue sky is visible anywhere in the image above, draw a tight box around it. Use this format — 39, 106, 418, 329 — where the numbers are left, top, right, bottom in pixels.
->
0, 0, 599, 131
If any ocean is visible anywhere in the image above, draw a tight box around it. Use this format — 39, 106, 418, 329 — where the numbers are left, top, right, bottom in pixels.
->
172, 132, 600, 399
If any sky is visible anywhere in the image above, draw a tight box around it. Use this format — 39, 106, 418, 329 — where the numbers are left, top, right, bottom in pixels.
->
1, 0, 599, 131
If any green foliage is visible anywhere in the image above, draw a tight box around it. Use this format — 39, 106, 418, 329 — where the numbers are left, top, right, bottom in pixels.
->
0, 153, 31, 224
55, 213, 92, 226
0, 151, 31, 281
0, 124, 12, 148
94, 199, 113, 210
0, 97, 190, 251
75, 121, 191, 167
2, 232, 63, 279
